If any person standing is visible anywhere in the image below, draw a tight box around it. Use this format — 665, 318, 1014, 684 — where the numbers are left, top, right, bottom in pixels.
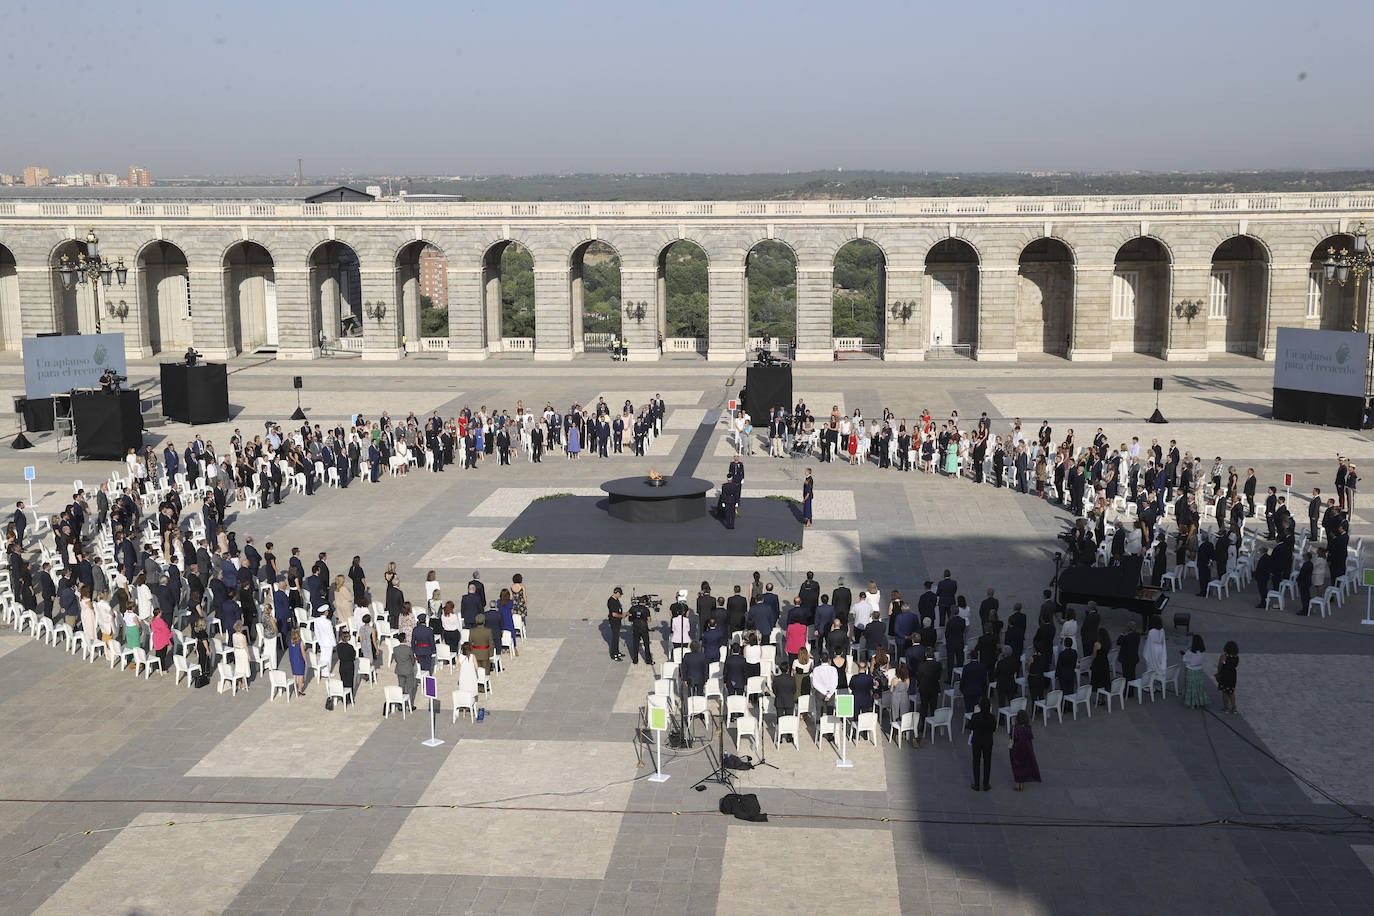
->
1008, 710, 1042, 791
969, 697, 997, 791
606, 588, 625, 661
1216, 640, 1239, 714
627, 597, 654, 665
336, 630, 357, 700
802, 470, 814, 528
1182, 635, 1209, 709
288, 631, 308, 697
1309, 488, 1323, 542
392, 632, 418, 706
1336, 458, 1349, 511
1346, 463, 1359, 514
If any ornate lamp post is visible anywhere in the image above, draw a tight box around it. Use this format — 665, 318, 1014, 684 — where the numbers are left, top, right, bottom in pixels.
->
56, 227, 127, 333
623, 301, 647, 323
1324, 219, 1371, 332
889, 300, 914, 323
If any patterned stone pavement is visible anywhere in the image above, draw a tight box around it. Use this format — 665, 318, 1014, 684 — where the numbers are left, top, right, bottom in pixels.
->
0, 353, 1373, 915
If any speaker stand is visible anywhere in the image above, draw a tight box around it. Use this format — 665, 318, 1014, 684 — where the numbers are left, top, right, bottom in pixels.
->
1147, 390, 1168, 424
10, 432, 32, 450
290, 387, 307, 421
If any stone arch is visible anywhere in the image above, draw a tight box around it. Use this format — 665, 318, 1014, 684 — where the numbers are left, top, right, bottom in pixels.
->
135, 239, 191, 355
0, 243, 18, 348
49, 237, 90, 335
1016, 237, 1075, 357
395, 239, 446, 345
832, 239, 886, 352
482, 239, 536, 354
1112, 237, 1172, 356
308, 240, 362, 342
1209, 235, 1269, 356
656, 239, 709, 354
924, 238, 980, 351
222, 241, 277, 354
1311, 234, 1358, 330
569, 239, 621, 351
744, 237, 797, 351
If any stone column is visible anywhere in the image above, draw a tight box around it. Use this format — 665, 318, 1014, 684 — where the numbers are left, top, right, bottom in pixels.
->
1262, 264, 1309, 360
274, 267, 316, 360
975, 264, 1017, 361
533, 268, 573, 360
361, 269, 402, 360
1163, 265, 1210, 361
400, 272, 421, 346
189, 267, 231, 359
1068, 264, 1112, 361
447, 266, 486, 360
795, 263, 833, 362
883, 266, 926, 361
708, 266, 746, 362
621, 265, 659, 361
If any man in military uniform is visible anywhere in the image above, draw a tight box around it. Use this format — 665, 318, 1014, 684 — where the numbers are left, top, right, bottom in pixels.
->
606, 587, 625, 661
627, 596, 654, 666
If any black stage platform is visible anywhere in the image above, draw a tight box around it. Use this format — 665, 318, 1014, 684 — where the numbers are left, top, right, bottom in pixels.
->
499, 495, 801, 556
161, 362, 230, 425
600, 475, 713, 523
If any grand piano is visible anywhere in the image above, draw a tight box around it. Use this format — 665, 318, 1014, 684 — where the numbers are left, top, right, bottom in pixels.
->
1056, 555, 1169, 628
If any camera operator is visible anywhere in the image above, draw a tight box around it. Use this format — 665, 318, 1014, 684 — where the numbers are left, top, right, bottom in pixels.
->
184, 346, 202, 368
627, 594, 654, 666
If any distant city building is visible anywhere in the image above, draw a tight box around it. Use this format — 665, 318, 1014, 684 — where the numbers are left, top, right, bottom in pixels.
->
418, 246, 448, 308
23, 166, 48, 187
128, 166, 151, 187
365, 185, 382, 198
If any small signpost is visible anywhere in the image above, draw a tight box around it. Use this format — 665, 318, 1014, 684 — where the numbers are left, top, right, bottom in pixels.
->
1362, 568, 1374, 626
1283, 472, 1292, 501
835, 690, 854, 768
421, 675, 444, 747
647, 698, 670, 782
23, 466, 35, 511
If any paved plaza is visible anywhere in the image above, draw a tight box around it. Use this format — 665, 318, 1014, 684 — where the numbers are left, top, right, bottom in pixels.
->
1, 352, 1373, 915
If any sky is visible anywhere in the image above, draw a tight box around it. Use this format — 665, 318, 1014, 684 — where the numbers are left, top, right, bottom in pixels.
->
0, 0, 1367, 177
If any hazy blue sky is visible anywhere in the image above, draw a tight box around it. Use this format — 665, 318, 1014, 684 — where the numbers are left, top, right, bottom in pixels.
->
1, 0, 1366, 177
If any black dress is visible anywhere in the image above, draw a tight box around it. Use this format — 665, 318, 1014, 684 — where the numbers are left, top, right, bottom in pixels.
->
1090, 640, 1111, 691
1216, 653, 1238, 694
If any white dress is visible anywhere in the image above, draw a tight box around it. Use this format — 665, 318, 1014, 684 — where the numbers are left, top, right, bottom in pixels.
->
457, 654, 479, 696
1142, 627, 1168, 680
232, 631, 251, 679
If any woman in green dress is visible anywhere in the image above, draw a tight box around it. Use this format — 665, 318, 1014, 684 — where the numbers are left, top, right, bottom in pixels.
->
943, 430, 960, 476
1182, 634, 1209, 709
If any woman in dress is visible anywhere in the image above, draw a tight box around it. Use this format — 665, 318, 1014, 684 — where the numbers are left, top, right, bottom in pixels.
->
1142, 615, 1168, 685
847, 429, 858, 465
231, 620, 252, 691
802, 471, 814, 528
1182, 634, 1209, 708
1008, 709, 1042, 791
457, 642, 480, 699
944, 430, 960, 476
1089, 627, 1112, 703
288, 630, 308, 696
424, 570, 442, 603
498, 588, 518, 657
439, 601, 462, 653
333, 575, 350, 618
1059, 607, 1080, 657
567, 422, 580, 460
510, 573, 529, 619
193, 620, 213, 686
1216, 640, 1239, 714
123, 609, 142, 664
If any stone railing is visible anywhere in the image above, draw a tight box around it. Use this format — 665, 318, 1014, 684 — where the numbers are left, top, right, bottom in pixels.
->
404, 337, 450, 353
5, 192, 1373, 222
664, 337, 706, 353
582, 332, 613, 349
331, 337, 363, 352
500, 337, 533, 352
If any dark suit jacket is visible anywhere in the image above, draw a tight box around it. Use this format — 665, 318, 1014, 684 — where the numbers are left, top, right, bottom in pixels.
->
723, 654, 748, 692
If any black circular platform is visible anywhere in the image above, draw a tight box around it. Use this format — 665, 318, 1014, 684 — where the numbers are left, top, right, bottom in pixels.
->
600, 475, 713, 523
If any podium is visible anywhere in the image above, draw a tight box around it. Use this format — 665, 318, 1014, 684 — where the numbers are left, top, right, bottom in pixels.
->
743, 363, 793, 427
160, 363, 230, 425
73, 389, 143, 460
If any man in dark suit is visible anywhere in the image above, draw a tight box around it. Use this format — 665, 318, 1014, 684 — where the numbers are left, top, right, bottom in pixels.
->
798, 572, 820, 617
862, 611, 886, 660
313, 552, 331, 597
243, 537, 262, 582
1005, 602, 1027, 658
1296, 552, 1314, 615
1116, 621, 1141, 680
456, 583, 482, 628
849, 659, 876, 714
719, 478, 740, 530
723, 644, 748, 694
36, 561, 56, 618
288, 548, 305, 583
748, 595, 777, 636
411, 614, 436, 673
273, 582, 293, 654
1253, 547, 1271, 608
387, 578, 408, 628
831, 577, 852, 629
1054, 638, 1079, 694
944, 612, 966, 684
725, 586, 748, 634
727, 456, 744, 483
812, 597, 835, 651
935, 570, 957, 627
1195, 533, 1215, 597
11, 502, 25, 547
682, 642, 707, 695
467, 572, 486, 608
1243, 468, 1258, 517
914, 648, 943, 732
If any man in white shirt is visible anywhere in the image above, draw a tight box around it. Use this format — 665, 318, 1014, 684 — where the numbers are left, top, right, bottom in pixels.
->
811, 656, 839, 715
1129, 437, 1141, 460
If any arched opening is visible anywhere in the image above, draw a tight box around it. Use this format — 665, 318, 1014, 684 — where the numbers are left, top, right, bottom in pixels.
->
51, 239, 91, 334
571, 240, 621, 351
222, 242, 276, 354
1016, 238, 1074, 357
1112, 238, 1170, 355
0, 244, 19, 348
482, 240, 534, 354
1209, 236, 1269, 356
310, 241, 361, 343
137, 241, 191, 355
924, 238, 979, 352
657, 240, 708, 356
746, 240, 796, 354
1311, 235, 1358, 330
396, 241, 445, 346
833, 239, 885, 354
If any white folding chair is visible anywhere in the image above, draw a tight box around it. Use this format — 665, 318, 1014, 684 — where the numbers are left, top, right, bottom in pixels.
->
1097, 677, 1126, 712
1035, 689, 1064, 724
451, 689, 478, 722
268, 668, 295, 701
382, 685, 412, 718
923, 707, 954, 742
